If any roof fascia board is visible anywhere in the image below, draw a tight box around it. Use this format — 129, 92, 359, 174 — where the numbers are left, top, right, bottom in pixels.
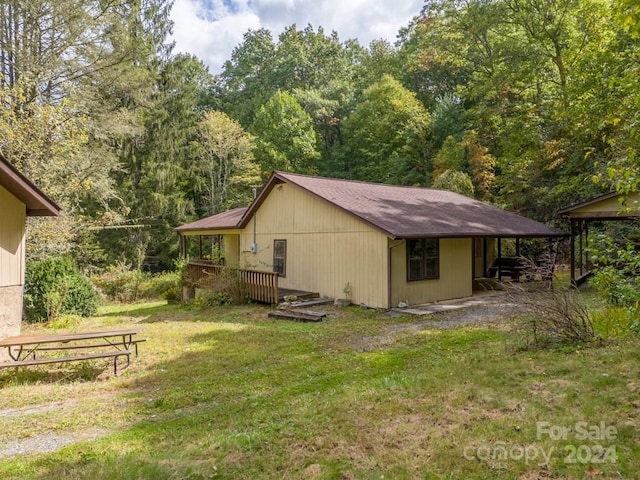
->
555, 191, 619, 217
0, 154, 60, 216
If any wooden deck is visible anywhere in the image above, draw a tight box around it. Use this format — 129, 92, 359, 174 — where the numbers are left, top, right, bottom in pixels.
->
186, 262, 318, 305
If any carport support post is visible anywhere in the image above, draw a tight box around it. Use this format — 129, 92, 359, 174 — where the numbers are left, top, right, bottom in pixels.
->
570, 220, 576, 286
585, 220, 591, 271
579, 219, 584, 277
516, 237, 521, 257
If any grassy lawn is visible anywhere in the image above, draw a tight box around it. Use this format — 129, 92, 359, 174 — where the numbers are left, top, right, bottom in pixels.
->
0, 299, 638, 479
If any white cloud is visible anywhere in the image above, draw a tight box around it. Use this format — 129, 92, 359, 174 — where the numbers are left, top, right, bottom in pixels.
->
170, 0, 260, 72
170, 0, 423, 73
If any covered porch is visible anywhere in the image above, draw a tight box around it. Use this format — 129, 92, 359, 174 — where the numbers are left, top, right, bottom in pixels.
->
175, 208, 321, 305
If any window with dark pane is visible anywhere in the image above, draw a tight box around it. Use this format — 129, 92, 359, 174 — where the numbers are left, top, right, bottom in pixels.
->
406, 238, 439, 281
273, 239, 286, 276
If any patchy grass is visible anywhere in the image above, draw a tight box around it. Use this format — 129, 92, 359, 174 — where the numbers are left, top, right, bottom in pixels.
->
0, 299, 638, 479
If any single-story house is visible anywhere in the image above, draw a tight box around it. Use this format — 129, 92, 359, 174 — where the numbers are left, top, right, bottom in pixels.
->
176, 172, 564, 308
0, 154, 60, 343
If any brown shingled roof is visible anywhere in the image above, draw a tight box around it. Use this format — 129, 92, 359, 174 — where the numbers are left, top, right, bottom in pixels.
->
240, 172, 565, 238
175, 207, 247, 232
0, 153, 60, 216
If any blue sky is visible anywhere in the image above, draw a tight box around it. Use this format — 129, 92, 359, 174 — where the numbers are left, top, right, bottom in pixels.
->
170, 0, 424, 74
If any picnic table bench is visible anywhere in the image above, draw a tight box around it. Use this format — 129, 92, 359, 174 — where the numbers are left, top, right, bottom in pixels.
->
0, 329, 144, 375
488, 256, 530, 282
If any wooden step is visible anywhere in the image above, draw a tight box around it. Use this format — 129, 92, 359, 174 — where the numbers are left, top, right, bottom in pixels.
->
267, 310, 326, 322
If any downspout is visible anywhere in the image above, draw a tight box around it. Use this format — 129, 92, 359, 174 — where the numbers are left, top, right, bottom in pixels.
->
252, 187, 257, 254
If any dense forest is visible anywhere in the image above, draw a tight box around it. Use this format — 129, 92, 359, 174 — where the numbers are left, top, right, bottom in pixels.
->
1, 0, 638, 271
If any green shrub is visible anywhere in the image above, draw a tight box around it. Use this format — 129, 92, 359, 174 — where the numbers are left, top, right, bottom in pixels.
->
191, 290, 231, 308
92, 266, 180, 302
163, 286, 183, 304
24, 257, 98, 323
92, 264, 146, 302
592, 306, 640, 338
139, 271, 180, 299
591, 233, 640, 311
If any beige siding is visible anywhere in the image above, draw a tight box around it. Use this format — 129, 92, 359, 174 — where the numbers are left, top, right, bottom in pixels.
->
0, 185, 26, 287
222, 234, 240, 267
571, 192, 640, 217
239, 183, 389, 307
390, 238, 472, 306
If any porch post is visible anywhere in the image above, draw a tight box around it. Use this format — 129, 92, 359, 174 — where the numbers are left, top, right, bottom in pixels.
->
198, 235, 203, 260
570, 220, 576, 286
497, 237, 502, 281
482, 237, 487, 277
579, 219, 584, 277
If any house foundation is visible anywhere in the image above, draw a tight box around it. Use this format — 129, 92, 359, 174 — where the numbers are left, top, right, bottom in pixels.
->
0, 285, 22, 361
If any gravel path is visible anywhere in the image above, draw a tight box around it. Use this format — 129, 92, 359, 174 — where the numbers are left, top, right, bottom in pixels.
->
0, 430, 107, 458
353, 299, 520, 352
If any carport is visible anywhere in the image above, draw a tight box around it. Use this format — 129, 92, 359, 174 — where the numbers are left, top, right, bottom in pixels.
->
556, 191, 640, 286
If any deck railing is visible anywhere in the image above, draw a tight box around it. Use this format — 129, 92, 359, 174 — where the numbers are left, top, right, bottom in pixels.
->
240, 269, 279, 304
186, 261, 279, 304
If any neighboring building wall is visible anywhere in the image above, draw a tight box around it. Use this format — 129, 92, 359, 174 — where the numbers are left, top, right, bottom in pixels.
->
0, 185, 26, 358
390, 238, 473, 307
0, 185, 26, 287
570, 192, 640, 217
240, 183, 389, 307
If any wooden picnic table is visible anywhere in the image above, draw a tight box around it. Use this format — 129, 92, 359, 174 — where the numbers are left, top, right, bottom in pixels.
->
0, 329, 143, 375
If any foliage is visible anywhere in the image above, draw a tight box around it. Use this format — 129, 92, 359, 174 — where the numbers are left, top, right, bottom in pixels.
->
340, 75, 430, 184
251, 90, 320, 176
97, 54, 216, 270
219, 25, 361, 128
190, 290, 232, 308
432, 136, 465, 180
403, 0, 614, 218
592, 306, 640, 339
24, 257, 97, 323
591, 232, 640, 310
432, 170, 475, 197
193, 267, 248, 306
92, 266, 180, 303
163, 287, 183, 305
196, 110, 260, 214
508, 285, 597, 348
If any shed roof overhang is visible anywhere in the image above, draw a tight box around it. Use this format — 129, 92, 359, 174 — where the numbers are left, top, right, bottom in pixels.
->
0, 154, 60, 216
555, 191, 640, 220
174, 207, 247, 235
